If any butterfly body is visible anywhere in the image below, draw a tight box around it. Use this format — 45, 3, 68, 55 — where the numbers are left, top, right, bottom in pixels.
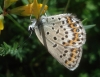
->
29, 13, 86, 71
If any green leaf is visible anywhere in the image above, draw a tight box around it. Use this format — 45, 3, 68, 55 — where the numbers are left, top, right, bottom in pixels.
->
0, 6, 3, 13
84, 24, 96, 29
82, 18, 88, 24
0, 42, 24, 61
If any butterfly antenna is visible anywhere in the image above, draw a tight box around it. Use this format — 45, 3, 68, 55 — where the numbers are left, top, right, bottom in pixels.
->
64, 0, 70, 13
29, 0, 35, 21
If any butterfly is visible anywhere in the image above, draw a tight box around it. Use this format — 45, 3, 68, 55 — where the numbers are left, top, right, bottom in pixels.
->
28, 13, 86, 71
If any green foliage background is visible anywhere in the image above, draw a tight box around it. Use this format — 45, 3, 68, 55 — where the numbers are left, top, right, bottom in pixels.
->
0, 0, 100, 77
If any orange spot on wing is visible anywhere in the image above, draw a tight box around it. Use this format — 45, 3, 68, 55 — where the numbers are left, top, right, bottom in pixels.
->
72, 33, 79, 43
66, 17, 76, 28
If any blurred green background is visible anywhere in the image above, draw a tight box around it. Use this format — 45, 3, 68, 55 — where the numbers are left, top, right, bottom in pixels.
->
0, 0, 100, 77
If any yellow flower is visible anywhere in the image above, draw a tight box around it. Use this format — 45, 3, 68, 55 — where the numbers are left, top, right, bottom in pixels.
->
9, 0, 48, 19
4, 0, 18, 9
0, 15, 4, 34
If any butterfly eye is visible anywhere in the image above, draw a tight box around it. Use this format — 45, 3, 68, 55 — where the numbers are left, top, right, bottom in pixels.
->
28, 20, 36, 31
28, 25, 33, 31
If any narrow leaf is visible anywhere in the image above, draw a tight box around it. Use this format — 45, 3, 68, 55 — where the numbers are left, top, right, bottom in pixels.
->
84, 24, 96, 29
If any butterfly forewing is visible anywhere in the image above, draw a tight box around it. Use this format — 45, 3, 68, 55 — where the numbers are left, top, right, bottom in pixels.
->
34, 14, 86, 71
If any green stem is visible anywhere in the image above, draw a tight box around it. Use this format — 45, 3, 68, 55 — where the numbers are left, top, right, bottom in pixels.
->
64, 0, 70, 13
6, 14, 28, 35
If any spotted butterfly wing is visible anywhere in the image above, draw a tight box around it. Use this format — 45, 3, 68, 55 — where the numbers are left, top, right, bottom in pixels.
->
30, 14, 86, 71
